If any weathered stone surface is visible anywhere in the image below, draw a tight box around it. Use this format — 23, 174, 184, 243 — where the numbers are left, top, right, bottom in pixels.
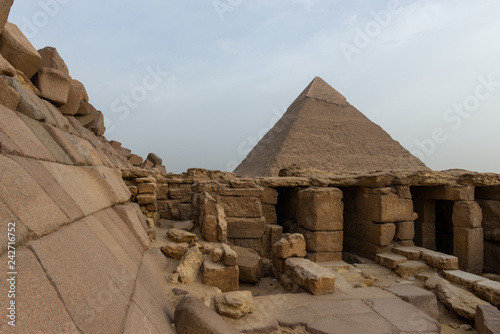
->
344, 220, 395, 246
214, 291, 254, 319
275, 306, 316, 329
213, 248, 224, 263
435, 282, 491, 320
226, 216, 266, 239
0, 0, 13, 34
475, 280, 500, 307
138, 182, 156, 194
38, 46, 69, 75
59, 79, 82, 115
478, 200, 500, 241
375, 252, 407, 269
306, 311, 392, 334
421, 249, 459, 270
391, 246, 425, 260
357, 191, 415, 223
298, 228, 343, 252
343, 236, 392, 260
113, 204, 151, 250
173, 220, 195, 231
222, 243, 238, 266
261, 187, 278, 205
128, 154, 143, 166
202, 259, 239, 292
306, 251, 342, 262
168, 228, 198, 243
122, 302, 161, 334
176, 246, 204, 284
262, 204, 278, 224
475, 305, 500, 334
385, 285, 439, 320
33, 68, 70, 105
0, 75, 19, 110
136, 194, 156, 205
161, 242, 189, 260
425, 275, 449, 290
453, 201, 483, 228
394, 221, 415, 240
147, 152, 162, 166
454, 227, 483, 274
0, 22, 42, 78
441, 270, 488, 290
297, 187, 343, 231
232, 246, 263, 283
414, 185, 474, 201
369, 297, 441, 333
284, 257, 335, 295
273, 233, 306, 259
220, 196, 262, 218
414, 220, 437, 250
262, 224, 284, 258
395, 260, 429, 279
174, 295, 240, 334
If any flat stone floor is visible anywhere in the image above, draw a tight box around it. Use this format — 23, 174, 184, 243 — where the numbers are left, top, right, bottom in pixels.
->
225, 287, 441, 334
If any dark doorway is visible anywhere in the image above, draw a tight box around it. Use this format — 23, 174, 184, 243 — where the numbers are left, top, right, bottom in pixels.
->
435, 200, 454, 254
275, 187, 299, 233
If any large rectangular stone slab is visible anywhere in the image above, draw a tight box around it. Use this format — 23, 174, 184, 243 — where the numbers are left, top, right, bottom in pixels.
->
475, 280, 500, 307
475, 305, 500, 334
114, 203, 150, 250
453, 201, 483, 228
0, 247, 78, 333
123, 302, 161, 334
29, 222, 135, 334
454, 227, 483, 274
356, 191, 415, 223
344, 220, 395, 246
297, 187, 343, 231
227, 216, 266, 239
385, 285, 439, 320
0, 0, 13, 34
284, 257, 335, 295
0, 155, 69, 236
421, 249, 459, 270
131, 282, 176, 333
375, 252, 407, 269
442, 270, 488, 290
298, 228, 343, 252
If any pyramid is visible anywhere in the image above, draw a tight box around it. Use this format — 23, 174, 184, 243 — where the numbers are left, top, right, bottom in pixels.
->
234, 77, 429, 177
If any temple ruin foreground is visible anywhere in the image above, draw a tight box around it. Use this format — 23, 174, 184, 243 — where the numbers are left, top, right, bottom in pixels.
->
0, 2, 499, 333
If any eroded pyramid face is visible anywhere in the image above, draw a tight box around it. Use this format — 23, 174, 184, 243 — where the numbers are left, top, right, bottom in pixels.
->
234, 77, 428, 177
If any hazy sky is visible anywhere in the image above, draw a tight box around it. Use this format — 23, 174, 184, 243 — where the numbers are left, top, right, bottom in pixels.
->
8, 0, 500, 173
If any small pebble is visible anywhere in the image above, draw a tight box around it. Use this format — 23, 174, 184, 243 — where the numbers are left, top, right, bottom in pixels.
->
387, 275, 393, 279
460, 324, 473, 331
407, 277, 415, 281
449, 323, 460, 329
172, 288, 189, 296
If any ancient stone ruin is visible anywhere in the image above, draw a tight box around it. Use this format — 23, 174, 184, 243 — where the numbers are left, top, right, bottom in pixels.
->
0, 2, 499, 333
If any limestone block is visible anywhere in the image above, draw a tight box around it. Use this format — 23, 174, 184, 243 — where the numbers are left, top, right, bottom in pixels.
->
136, 194, 156, 205
478, 200, 500, 242
0, 53, 15, 76
305, 252, 342, 263
0, 0, 13, 34
284, 258, 335, 295
59, 80, 83, 115
176, 246, 204, 284
227, 217, 266, 239
435, 282, 490, 320
220, 196, 262, 218
37, 47, 69, 75
395, 261, 429, 279
298, 228, 343, 253
395, 186, 412, 199
414, 185, 475, 201
297, 187, 343, 231
261, 187, 278, 205
220, 187, 264, 197
232, 246, 263, 283
392, 246, 426, 260
375, 252, 407, 269
179, 203, 194, 221
202, 259, 239, 292
344, 220, 395, 246
0, 22, 42, 78
395, 221, 415, 240
167, 229, 197, 243
475, 305, 500, 334
222, 244, 238, 267
262, 204, 277, 224
441, 270, 488, 290
138, 182, 156, 194
453, 201, 483, 228
357, 191, 415, 223
475, 280, 500, 307
128, 154, 143, 166
262, 224, 283, 258
343, 237, 392, 260
214, 291, 253, 318
0, 75, 19, 110
161, 242, 189, 260
453, 227, 483, 274
272, 233, 306, 259
421, 250, 459, 270
32, 67, 70, 106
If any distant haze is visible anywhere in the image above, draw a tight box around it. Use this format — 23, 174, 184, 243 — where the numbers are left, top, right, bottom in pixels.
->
8, 0, 500, 173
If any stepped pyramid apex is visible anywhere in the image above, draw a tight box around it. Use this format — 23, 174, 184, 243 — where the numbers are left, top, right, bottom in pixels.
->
300, 76, 348, 106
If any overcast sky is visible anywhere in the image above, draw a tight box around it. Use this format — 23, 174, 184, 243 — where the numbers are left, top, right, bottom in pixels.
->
8, 0, 500, 173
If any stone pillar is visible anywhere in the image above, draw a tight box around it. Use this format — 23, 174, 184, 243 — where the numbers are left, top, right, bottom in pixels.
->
414, 199, 436, 250
452, 201, 483, 274
296, 187, 343, 262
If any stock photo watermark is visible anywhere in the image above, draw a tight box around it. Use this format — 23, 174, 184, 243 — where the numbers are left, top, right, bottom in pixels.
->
412, 74, 500, 162
21, 0, 72, 39
213, 0, 244, 21
339, 0, 402, 63
6, 221, 16, 327
105, 65, 170, 134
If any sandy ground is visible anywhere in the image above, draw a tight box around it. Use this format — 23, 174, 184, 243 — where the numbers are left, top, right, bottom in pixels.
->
154, 220, 478, 334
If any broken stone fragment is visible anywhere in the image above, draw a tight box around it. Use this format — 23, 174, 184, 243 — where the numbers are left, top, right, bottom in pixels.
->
232, 246, 263, 283
214, 291, 254, 319
161, 242, 189, 260
147, 152, 162, 166
222, 243, 238, 266
273, 233, 306, 259
202, 258, 239, 292
212, 248, 224, 263
176, 246, 204, 284
167, 228, 198, 243
434, 282, 491, 320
